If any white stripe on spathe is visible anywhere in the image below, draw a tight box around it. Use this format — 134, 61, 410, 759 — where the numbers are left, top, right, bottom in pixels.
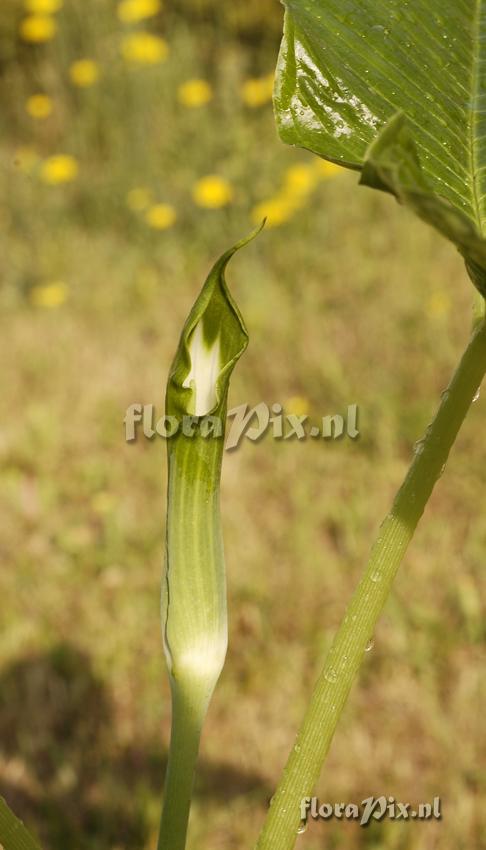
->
182, 321, 221, 416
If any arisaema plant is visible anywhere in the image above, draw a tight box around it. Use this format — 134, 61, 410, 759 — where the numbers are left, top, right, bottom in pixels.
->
253, 2, 486, 849
3, 6, 485, 850
157, 225, 262, 850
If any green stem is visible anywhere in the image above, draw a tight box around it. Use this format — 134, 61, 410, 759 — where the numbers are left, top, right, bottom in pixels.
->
157, 678, 208, 850
256, 315, 486, 850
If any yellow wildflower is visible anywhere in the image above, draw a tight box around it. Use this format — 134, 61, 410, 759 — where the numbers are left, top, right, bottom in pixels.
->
40, 154, 79, 184
427, 291, 451, 318
251, 193, 297, 228
314, 158, 343, 178
145, 203, 176, 229
120, 32, 168, 64
284, 395, 310, 417
20, 14, 56, 42
14, 146, 39, 174
24, 0, 63, 12
91, 491, 116, 514
30, 282, 67, 308
192, 175, 233, 209
241, 73, 274, 108
178, 79, 213, 108
69, 59, 99, 87
25, 94, 53, 119
117, 0, 161, 23
284, 163, 317, 196
126, 187, 152, 211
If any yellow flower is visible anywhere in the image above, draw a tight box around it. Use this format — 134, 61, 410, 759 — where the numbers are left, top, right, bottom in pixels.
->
145, 203, 176, 229
314, 159, 343, 178
40, 154, 79, 184
91, 491, 116, 514
427, 291, 451, 318
24, 0, 63, 12
20, 15, 56, 43
117, 0, 161, 23
178, 79, 213, 108
25, 93, 53, 119
241, 73, 274, 108
192, 175, 233, 209
30, 282, 67, 308
284, 395, 310, 417
251, 193, 297, 228
120, 32, 168, 64
284, 163, 317, 196
126, 186, 152, 211
14, 146, 39, 174
69, 59, 99, 87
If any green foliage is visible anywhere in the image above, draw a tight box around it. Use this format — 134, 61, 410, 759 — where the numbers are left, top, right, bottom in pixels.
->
275, 0, 486, 297
0, 796, 42, 850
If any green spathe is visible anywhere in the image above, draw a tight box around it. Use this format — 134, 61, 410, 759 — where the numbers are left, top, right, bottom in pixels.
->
158, 223, 262, 850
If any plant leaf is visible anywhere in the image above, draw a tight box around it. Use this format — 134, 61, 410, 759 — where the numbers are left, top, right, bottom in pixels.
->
274, 1, 486, 296
0, 797, 43, 850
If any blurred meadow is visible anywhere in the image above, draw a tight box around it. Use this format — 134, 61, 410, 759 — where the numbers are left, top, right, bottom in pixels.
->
0, 1, 485, 849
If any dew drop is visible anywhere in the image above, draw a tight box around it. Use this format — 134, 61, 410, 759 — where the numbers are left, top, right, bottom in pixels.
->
297, 821, 307, 834
365, 638, 374, 652
370, 569, 382, 583
473, 387, 480, 403
413, 439, 425, 456
324, 667, 338, 683
370, 24, 390, 35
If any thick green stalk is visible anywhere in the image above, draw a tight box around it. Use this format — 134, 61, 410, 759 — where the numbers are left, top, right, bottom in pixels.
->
157, 679, 207, 850
256, 314, 486, 850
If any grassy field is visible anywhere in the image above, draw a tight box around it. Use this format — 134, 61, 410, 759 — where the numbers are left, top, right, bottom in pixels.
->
0, 2, 485, 850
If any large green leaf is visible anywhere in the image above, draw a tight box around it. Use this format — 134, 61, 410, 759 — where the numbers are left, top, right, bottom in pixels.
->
274, 0, 486, 296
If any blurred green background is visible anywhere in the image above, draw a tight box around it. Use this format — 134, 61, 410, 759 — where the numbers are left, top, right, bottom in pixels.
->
0, 1, 485, 849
